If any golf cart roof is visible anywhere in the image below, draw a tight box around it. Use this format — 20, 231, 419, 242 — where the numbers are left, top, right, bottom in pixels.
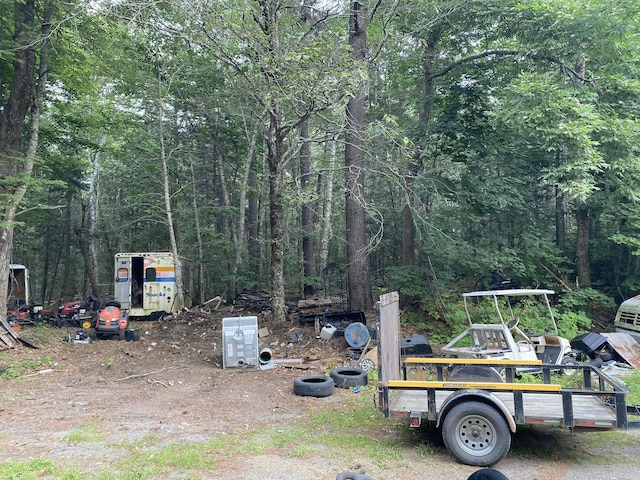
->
462, 289, 555, 298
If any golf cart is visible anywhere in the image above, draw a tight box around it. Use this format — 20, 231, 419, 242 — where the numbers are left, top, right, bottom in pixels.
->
440, 289, 574, 374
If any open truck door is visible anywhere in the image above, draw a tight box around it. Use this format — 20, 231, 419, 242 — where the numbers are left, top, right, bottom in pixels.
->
114, 256, 132, 311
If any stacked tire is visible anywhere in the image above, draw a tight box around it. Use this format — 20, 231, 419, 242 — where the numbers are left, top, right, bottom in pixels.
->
293, 367, 368, 398
330, 367, 368, 389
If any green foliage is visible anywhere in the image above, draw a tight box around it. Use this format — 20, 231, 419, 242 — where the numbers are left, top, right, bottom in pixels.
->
387, 266, 432, 310
554, 311, 593, 340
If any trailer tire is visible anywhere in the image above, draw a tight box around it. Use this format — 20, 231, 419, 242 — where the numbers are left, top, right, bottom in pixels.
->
442, 401, 510, 467
466, 468, 509, 480
330, 367, 368, 388
293, 375, 334, 397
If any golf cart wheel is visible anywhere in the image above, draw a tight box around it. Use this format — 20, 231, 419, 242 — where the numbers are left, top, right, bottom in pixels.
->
561, 356, 580, 375
293, 375, 334, 397
442, 401, 510, 467
330, 367, 368, 388
360, 358, 376, 371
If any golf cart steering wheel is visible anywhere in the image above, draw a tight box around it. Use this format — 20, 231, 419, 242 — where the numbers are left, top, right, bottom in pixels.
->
507, 317, 531, 342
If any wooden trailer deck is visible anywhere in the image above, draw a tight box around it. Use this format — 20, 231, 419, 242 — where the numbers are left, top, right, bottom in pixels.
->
387, 387, 619, 428
382, 357, 630, 429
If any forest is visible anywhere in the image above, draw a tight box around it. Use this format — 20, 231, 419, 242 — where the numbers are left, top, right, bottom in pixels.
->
1, 0, 640, 330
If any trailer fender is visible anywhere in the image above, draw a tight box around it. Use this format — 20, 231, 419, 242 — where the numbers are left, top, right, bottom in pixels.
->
436, 389, 516, 433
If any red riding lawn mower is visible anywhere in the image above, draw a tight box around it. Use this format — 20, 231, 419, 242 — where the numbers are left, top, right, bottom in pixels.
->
94, 299, 129, 340
56, 295, 100, 329
7, 302, 56, 331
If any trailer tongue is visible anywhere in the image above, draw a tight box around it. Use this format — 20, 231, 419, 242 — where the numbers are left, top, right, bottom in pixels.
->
375, 291, 640, 467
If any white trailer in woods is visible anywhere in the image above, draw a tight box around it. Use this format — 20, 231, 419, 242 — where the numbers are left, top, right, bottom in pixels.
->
375, 291, 640, 467
113, 252, 188, 319
8, 264, 29, 308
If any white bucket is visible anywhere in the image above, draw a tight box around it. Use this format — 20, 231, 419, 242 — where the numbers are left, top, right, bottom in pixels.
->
320, 324, 337, 340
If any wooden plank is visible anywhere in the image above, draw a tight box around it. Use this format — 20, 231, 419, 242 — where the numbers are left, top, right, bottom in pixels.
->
297, 298, 332, 309
378, 292, 400, 385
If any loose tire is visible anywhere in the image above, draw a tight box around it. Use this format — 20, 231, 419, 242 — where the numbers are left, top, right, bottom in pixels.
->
336, 472, 376, 480
442, 401, 511, 467
466, 468, 510, 480
330, 367, 368, 388
293, 375, 334, 397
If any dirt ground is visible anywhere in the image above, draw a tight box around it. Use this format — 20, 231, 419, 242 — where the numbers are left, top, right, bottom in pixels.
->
1, 304, 640, 480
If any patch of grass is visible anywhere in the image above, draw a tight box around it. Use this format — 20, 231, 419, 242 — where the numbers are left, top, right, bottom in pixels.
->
67, 424, 105, 443
623, 369, 640, 405
20, 323, 57, 345
117, 434, 162, 451
0, 458, 57, 480
0, 356, 53, 380
107, 437, 225, 479
415, 442, 439, 459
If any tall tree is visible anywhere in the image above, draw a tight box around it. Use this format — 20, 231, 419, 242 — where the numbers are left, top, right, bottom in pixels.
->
0, 0, 52, 327
345, 1, 373, 311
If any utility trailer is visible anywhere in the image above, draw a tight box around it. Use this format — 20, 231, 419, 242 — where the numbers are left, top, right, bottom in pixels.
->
113, 252, 189, 319
375, 291, 640, 467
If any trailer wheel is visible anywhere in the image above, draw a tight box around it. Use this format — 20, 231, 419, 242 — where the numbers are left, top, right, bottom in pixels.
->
330, 367, 368, 388
442, 401, 510, 467
293, 375, 334, 397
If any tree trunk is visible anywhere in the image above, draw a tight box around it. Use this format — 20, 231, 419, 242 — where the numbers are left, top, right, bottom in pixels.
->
300, 120, 316, 297
320, 137, 336, 270
0, 0, 46, 325
247, 172, 260, 284
575, 201, 591, 288
268, 106, 287, 322
189, 153, 205, 305
345, 1, 372, 312
234, 115, 262, 293
155, 61, 184, 311
81, 136, 105, 296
